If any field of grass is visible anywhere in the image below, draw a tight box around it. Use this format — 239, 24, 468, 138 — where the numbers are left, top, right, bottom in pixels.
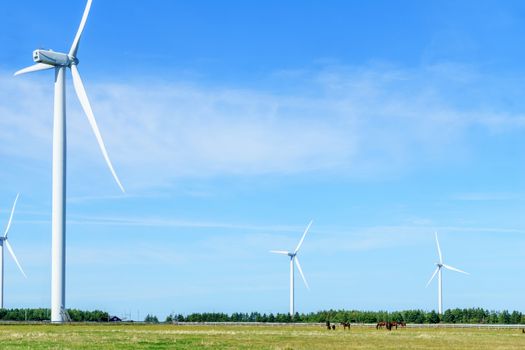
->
0, 323, 524, 349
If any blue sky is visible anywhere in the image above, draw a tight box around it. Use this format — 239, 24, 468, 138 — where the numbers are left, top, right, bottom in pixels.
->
1, 0, 525, 320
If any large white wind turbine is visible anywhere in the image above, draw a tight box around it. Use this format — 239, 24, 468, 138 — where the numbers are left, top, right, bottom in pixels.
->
1, 194, 27, 308
14, 0, 124, 322
270, 220, 313, 317
426, 232, 469, 315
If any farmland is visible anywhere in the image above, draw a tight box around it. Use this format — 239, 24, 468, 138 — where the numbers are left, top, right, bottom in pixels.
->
0, 323, 523, 349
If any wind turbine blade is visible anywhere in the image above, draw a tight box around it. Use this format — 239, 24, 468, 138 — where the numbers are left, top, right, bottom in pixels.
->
4, 193, 20, 238
426, 267, 439, 287
14, 63, 54, 76
5, 241, 27, 278
70, 65, 125, 192
442, 264, 469, 275
294, 220, 313, 254
69, 0, 93, 57
295, 257, 309, 289
435, 232, 443, 264
269, 250, 289, 255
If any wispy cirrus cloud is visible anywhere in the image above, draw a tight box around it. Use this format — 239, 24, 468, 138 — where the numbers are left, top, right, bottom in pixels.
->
450, 192, 522, 201
2, 63, 525, 191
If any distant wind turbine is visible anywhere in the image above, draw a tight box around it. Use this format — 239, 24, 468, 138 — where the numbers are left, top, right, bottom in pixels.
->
270, 220, 313, 317
0, 194, 27, 309
426, 232, 469, 314
14, 0, 124, 322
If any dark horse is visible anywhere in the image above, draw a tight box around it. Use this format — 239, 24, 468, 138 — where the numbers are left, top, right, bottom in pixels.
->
387, 321, 398, 330
341, 322, 351, 330
376, 321, 386, 329
377, 321, 398, 331
325, 321, 337, 330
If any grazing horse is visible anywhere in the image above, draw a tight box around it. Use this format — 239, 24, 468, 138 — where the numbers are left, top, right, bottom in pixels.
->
399, 322, 407, 328
379, 322, 398, 331
341, 322, 351, 330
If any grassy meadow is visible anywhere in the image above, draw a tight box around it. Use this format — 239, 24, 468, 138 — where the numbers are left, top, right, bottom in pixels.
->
0, 323, 524, 349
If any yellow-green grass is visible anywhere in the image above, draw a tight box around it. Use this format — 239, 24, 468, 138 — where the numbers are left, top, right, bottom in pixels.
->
0, 323, 523, 349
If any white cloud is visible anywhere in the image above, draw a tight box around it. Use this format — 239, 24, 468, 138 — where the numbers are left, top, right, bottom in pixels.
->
450, 192, 521, 201
2, 63, 525, 191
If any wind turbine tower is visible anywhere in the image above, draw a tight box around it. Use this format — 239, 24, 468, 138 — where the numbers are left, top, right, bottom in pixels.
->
1, 194, 27, 308
426, 232, 469, 315
15, 0, 124, 322
270, 220, 313, 317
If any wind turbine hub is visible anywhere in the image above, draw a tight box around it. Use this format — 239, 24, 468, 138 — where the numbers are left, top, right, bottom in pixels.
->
69, 56, 80, 66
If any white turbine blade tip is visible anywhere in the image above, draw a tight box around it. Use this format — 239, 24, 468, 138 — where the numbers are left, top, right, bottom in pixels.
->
434, 232, 443, 264
295, 257, 309, 289
70, 65, 125, 193
4, 193, 20, 238
443, 264, 469, 275
294, 220, 313, 254
5, 241, 27, 278
426, 267, 439, 288
14, 63, 54, 76
69, 0, 93, 57
269, 250, 289, 255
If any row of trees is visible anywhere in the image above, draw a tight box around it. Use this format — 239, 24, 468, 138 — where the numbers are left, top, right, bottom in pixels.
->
0, 308, 522, 324
164, 309, 525, 324
0, 309, 109, 322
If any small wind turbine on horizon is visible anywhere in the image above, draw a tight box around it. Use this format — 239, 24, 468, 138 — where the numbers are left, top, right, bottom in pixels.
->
0, 194, 27, 309
426, 232, 469, 315
14, 0, 124, 322
270, 220, 313, 317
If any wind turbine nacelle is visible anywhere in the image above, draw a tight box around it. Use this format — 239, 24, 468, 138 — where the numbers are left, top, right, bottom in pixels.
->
33, 49, 72, 66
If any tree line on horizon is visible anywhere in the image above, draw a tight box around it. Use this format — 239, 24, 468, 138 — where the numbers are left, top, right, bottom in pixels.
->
0, 309, 109, 322
0, 308, 522, 324
165, 308, 525, 325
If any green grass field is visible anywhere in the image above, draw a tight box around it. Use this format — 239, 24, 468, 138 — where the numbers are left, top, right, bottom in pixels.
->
0, 324, 524, 349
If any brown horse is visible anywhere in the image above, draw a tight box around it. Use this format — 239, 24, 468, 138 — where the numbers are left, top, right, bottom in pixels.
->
376, 321, 386, 329
378, 322, 398, 331
341, 322, 351, 330
399, 321, 407, 328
